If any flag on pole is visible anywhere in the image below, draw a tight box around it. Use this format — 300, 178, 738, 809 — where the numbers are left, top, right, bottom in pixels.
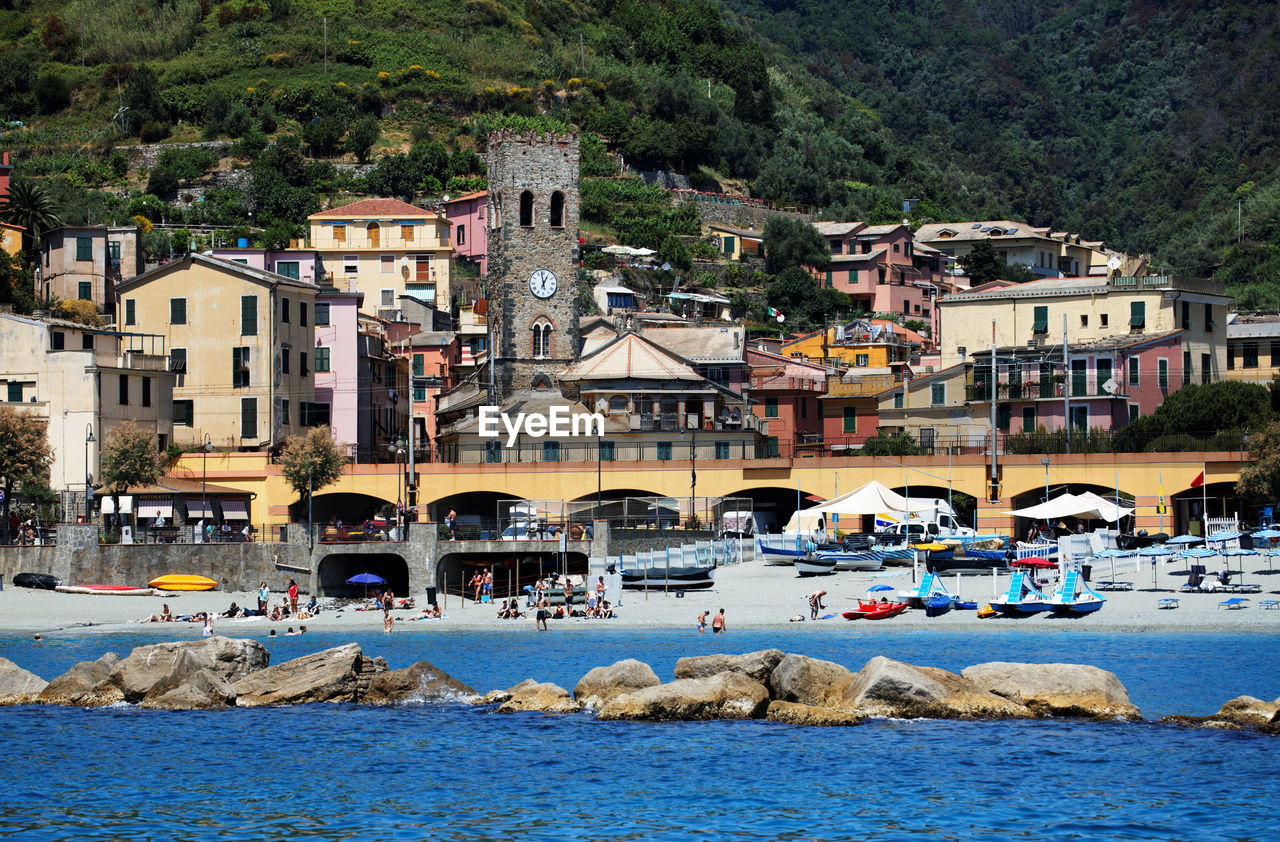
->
1190, 471, 1205, 488
768, 307, 783, 318
1156, 477, 1167, 514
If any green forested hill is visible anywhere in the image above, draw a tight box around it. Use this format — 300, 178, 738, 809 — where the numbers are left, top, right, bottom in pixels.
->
1, 0, 1278, 307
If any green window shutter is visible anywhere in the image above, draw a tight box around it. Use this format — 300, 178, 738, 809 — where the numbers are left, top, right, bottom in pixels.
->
893, 392, 903, 409
7, 382, 22, 402
600, 441, 615, 462
714, 441, 729, 459
764, 397, 778, 418
241, 295, 258, 336
170, 298, 186, 325
657, 442, 672, 461
542, 441, 560, 462
997, 404, 1011, 431
1032, 306, 1048, 333
843, 406, 857, 433
78, 282, 92, 300
825, 270, 833, 288
314, 347, 330, 372
125, 299, 135, 326
413, 354, 424, 377
76, 237, 92, 261
1129, 301, 1145, 328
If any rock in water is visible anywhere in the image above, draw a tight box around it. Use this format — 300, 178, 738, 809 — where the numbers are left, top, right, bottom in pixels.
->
1213, 696, 1280, 728
674, 649, 785, 684
767, 653, 857, 708
232, 644, 366, 706
141, 668, 237, 710
0, 657, 48, 705
766, 700, 865, 727
365, 661, 478, 706
38, 653, 123, 707
495, 680, 581, 714
844, 656, 1031, 720
961, 662, 1141, 720
111, 638, 270, 703
597, 673, 770, 721
574, 659, 660, 708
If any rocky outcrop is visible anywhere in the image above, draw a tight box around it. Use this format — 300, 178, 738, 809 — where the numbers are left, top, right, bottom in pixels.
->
232, 644, 367, 707
39, 653, 123, 706
597, 673, 770, 721
961, 662, 1141, 720
0, 657, 48, 705
766, 700, 865, 727
141, 668, 237, 711
674, 649, 785, 685
574, 659, 660, 708
843, 657, 1031, 720
112, 638, 269, 703
767, 653, 858, 708
496, 680, 581, 714
476, 689, 513, 705
1214, 696, 1280, 728
365, 661, 478, 706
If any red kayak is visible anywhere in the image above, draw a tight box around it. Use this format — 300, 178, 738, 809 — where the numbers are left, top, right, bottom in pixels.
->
860, 601, 908, 620
842, 609, 865, 620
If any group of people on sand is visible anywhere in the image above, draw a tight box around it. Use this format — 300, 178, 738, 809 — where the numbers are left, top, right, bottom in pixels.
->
469, 569, 494, 602
143, 604, 217, 636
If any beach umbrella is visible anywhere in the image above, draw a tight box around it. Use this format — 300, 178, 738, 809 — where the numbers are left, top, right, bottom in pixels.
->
1139, 545, 1175, 587
1012, 556, 1056, 569
867, 584, 894, 592
1250, 528, 1280, 539
346, 572, 386, 598
1095, 548, 1132, 582
1222, 547, 1257, 587
1166, 534, 1204, 546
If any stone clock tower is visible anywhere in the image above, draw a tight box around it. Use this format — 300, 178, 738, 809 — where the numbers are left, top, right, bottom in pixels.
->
485, 130, 580, 399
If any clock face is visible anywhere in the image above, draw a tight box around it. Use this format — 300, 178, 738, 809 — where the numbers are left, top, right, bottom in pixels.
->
529, 269, 558, 299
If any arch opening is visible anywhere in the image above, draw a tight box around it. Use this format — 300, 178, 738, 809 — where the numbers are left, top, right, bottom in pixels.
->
317, 552, 409, 597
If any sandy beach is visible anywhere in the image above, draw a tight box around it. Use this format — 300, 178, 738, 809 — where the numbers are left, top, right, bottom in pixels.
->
3, 556, 1279, 637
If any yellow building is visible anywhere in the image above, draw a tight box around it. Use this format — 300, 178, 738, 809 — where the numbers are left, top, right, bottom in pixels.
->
874, 363, 987, 450
0, 221, 21, 254
308, 198, 454, 317
938, 275, 1229, 383
1224, 315, 1280, 383
783, 319, 926, 368
117, 254, 318, 450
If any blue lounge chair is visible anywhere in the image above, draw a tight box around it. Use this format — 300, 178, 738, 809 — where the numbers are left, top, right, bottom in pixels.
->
1157, 598, 1179, 609
1260, 600, 1279, 610
1218, 597, 1247, 610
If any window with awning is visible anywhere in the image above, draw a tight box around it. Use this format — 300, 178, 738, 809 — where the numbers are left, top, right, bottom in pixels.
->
1032, 305, 1048, 334
137, 501, 173, 519
186, 501, 215, 519
221, 500, 249, 520
100, 496, 133, 514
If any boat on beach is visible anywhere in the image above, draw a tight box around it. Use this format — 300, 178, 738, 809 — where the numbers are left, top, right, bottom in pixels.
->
55, 584, 159, 596
815, 548, 882, 571
620, 566, 715, 590
757, 534, 813, 563
1048, 567, 1105, 615
989, 571, 1051, 615
795, 555, 838, 577
148, 574, 218, 591
11, 572, 60, 590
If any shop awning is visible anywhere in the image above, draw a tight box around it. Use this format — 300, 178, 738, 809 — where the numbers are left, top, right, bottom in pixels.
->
221, 500, 249, 520
100, 495, 133, 514
186, 501, 215, 519
137, 501, 173, 519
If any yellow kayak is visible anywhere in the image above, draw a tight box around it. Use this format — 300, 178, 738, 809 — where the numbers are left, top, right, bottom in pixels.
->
148, 574, 218, 591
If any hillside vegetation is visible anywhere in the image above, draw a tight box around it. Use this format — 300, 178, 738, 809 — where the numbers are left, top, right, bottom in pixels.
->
0, 0, 1277, 308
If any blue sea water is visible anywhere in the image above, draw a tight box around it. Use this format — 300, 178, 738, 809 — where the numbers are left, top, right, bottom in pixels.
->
2, 628, 1277, 841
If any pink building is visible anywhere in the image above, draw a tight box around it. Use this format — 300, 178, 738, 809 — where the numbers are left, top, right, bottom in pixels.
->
968, 330, 1185, 434
0, 152, 11, 204
313, 287, 363, 450
745, 348, 828, 457
811, 222, 952, 343
441, 191, 487, 275
210, 247, 321, 284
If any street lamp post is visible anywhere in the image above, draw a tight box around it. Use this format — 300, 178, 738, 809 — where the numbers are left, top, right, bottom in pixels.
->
1042, 456, 1051, 502
388, 438, 406, 538
202, 434, 211, 541
84, 424, 95, 523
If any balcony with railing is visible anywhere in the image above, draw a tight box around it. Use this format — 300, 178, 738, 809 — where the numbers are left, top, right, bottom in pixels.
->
966, 379, 1066, 402
749, 374, 825, 392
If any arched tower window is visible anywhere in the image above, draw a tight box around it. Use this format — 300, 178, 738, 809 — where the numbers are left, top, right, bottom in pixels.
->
366, 222, 380, 248
608, 395, 628, 414
532, 319, 553, 358
520, 190, 534, 227
549, 191, 565, 228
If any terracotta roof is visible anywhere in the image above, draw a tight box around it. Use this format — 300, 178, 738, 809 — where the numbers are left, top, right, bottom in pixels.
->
309, 198, 434, 219
443, 191, 487, 204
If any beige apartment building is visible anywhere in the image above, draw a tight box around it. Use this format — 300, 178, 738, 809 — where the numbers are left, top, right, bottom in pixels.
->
916, 220, 1107, 279
307, 198, 454, 319
0, 312, 173, 506
39, 225, 143, 318
116, 254, 318, 450
938, 275, 1229, 384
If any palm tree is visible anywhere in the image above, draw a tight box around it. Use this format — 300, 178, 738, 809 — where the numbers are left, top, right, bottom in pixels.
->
2, 180, 62, 259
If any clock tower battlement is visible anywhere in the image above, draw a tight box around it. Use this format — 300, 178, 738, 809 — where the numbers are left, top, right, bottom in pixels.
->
485, 130, 580, 400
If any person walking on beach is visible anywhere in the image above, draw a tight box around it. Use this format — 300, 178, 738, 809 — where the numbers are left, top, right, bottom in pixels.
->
563, 578, 574, 615
535, 596, 549, 631
482, 569, 493, 602
287, 579, 299, 615
697, 610, 708, 633
470, 570, 483, 603
383, 589, 395, 632
809, 589, 827, 619
712, 608, 726, 634
258, 581, 269, 615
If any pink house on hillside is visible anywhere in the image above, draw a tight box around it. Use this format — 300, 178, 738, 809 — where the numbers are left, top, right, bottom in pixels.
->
810, 222, 953, 343
745, 347, 828, 457
0, 152, 12, 204
313, 287, 363, 451
210, 247, 321, 284
442, 191, 487, 275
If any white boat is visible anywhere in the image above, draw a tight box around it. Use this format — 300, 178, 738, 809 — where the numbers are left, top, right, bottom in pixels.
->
757, 534, 814, 564
795, 555, 838, 577
1048, 566, 1104, 615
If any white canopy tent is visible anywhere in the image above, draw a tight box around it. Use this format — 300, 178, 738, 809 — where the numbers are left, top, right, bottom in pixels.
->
1005, 491, 1133, 523
809, 480, 911, 518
